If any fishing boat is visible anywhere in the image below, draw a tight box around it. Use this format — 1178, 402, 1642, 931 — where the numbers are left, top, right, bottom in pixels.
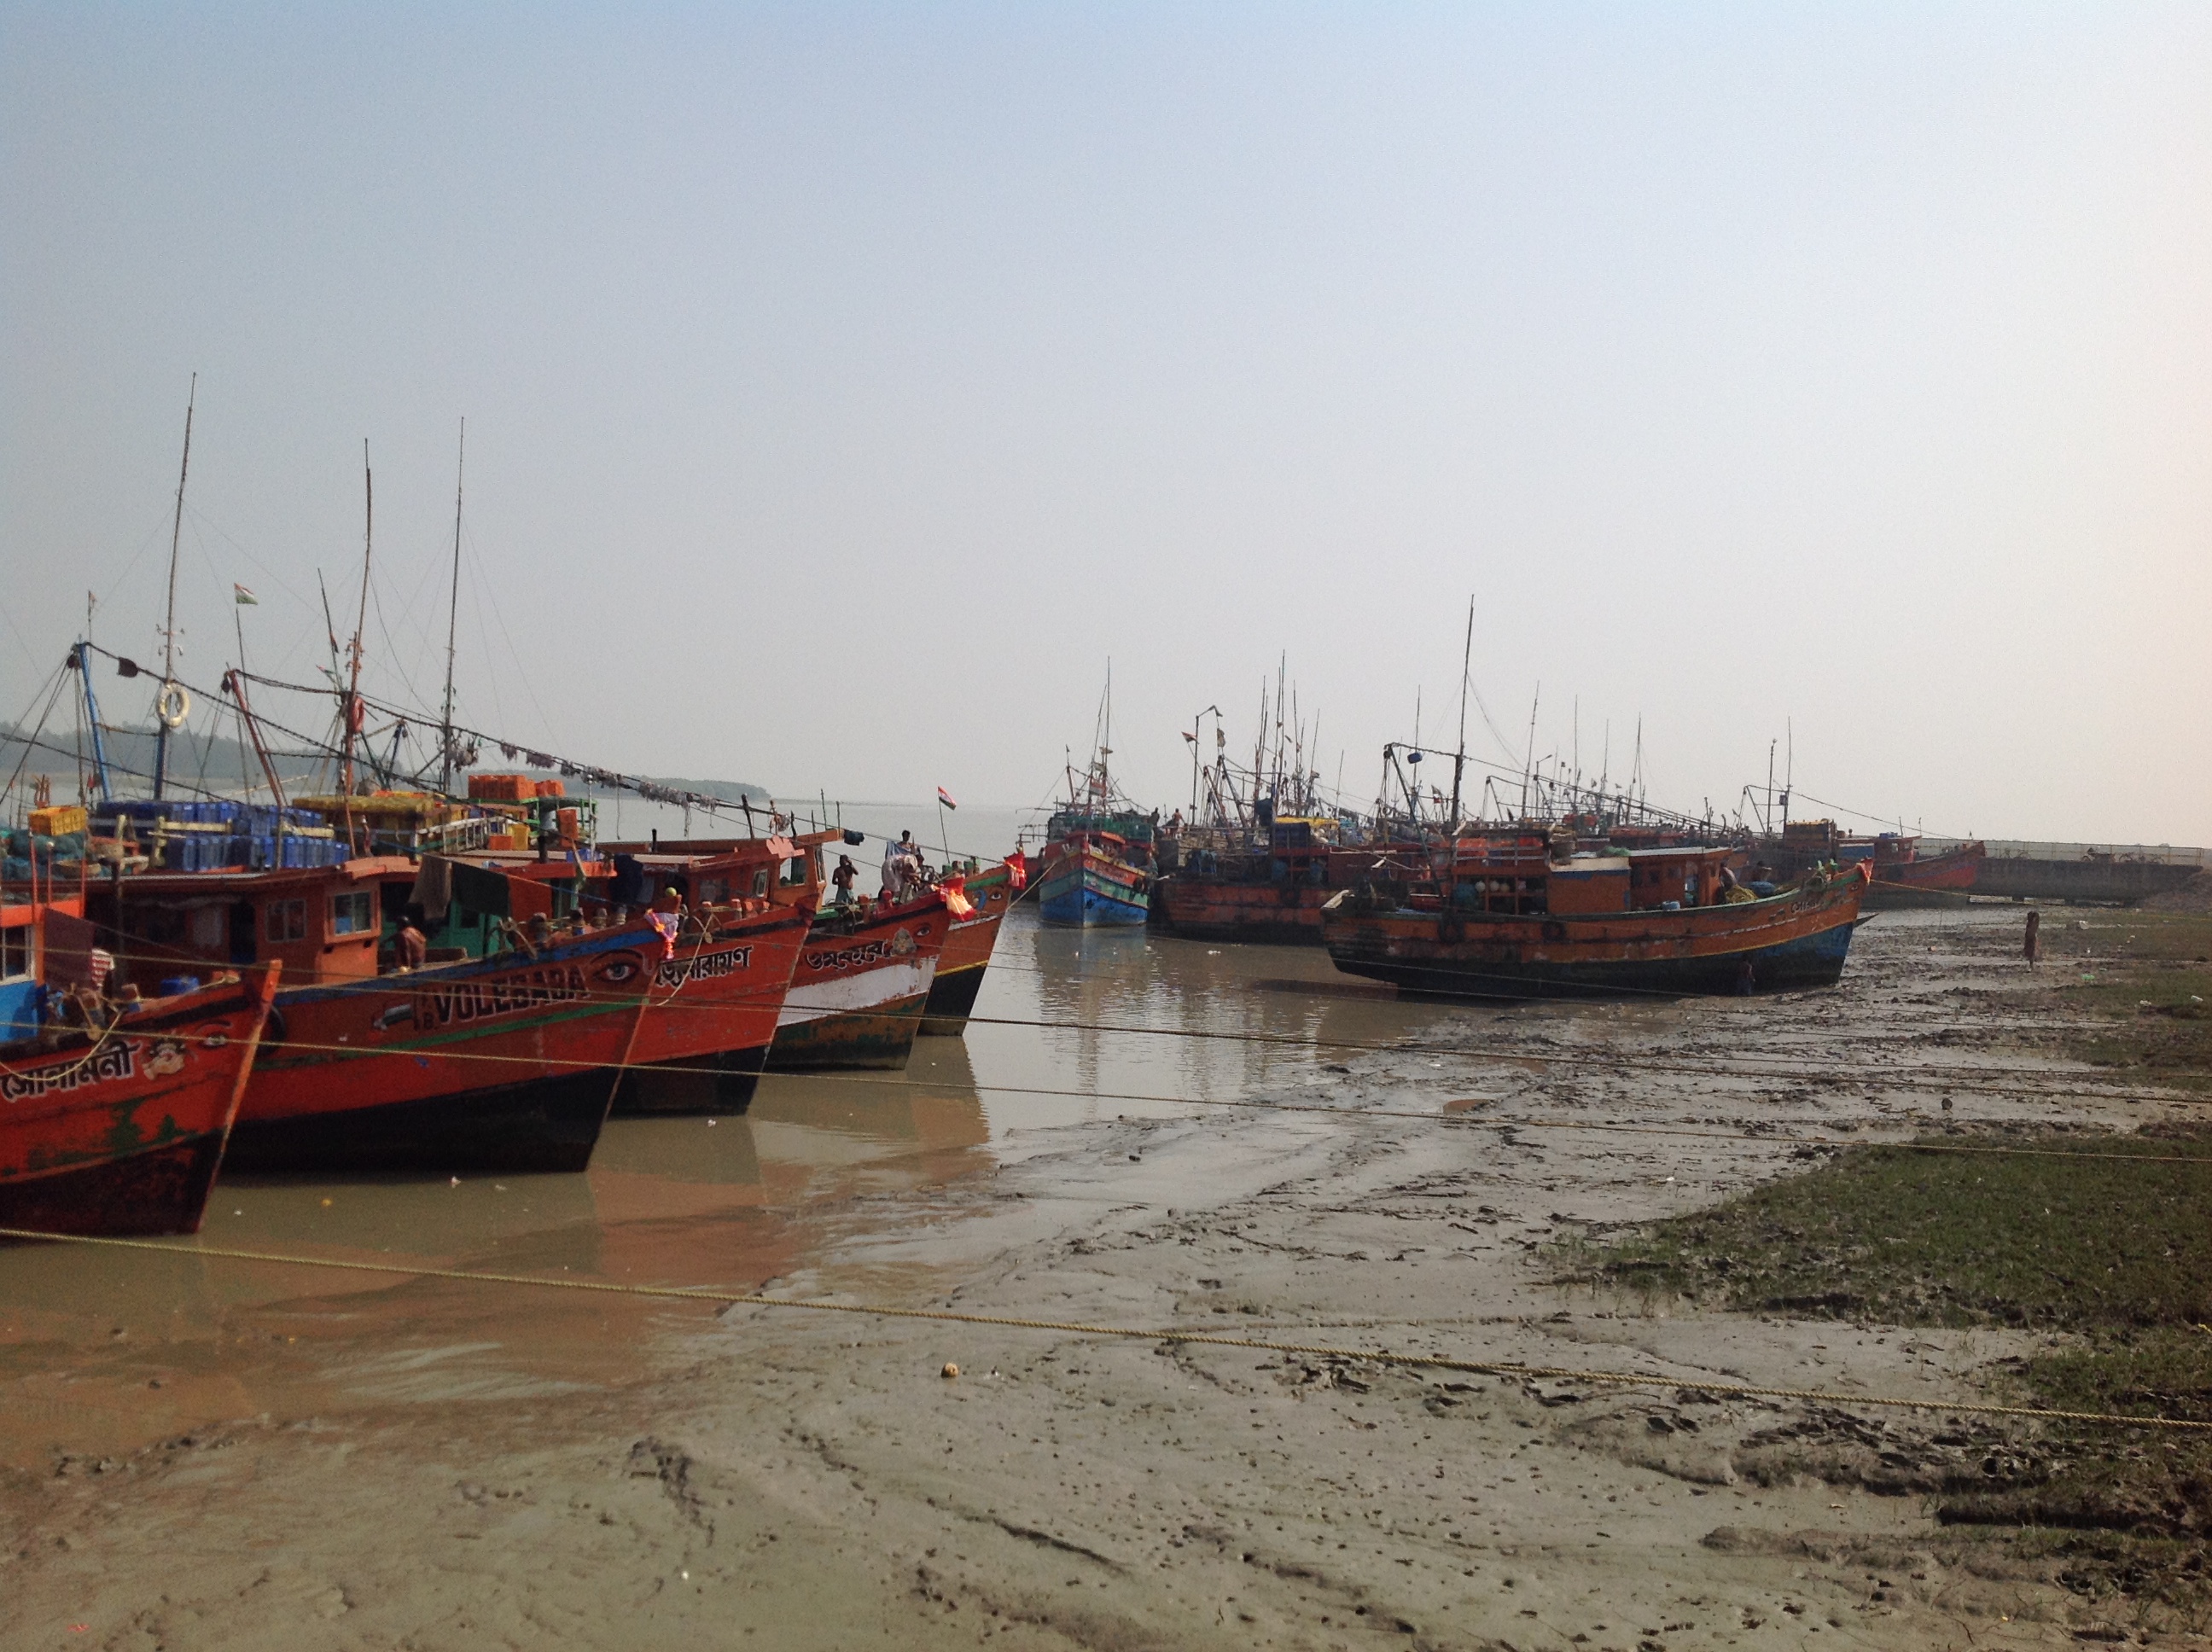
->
0, 961, 280, 1237
919, 856, 1021, 1035
766, 887, 952, 1069
1036, 676, 1157, 928
1036, 810, 1155, 927
1759, 821, 1983, 908
87, 858, 663, 1172
1155, 817, 1406, 945
1319, 836, 1871, 999
591, 834, 824, 1112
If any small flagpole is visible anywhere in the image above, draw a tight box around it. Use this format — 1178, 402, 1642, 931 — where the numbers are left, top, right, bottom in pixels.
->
936, 796, 952, 867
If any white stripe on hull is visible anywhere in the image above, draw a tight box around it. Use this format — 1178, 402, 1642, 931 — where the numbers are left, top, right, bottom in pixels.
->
776, 960, 939, 1028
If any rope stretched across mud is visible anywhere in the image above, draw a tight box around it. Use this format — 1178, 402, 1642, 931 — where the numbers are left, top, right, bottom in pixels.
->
6, 1226, 2207, 1434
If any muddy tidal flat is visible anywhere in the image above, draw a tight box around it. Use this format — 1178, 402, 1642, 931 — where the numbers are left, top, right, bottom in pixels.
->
1, 908, 2192, 1650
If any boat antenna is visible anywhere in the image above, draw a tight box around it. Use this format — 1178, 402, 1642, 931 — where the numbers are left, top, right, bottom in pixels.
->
1448, 593, 1472, 825
152, 373, 196, 800
439, 417, 465, 796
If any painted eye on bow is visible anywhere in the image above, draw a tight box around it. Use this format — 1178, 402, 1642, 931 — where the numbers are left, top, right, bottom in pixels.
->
597, 959, 639, 983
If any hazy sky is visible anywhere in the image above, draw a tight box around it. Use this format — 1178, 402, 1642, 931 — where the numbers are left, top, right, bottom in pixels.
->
4, 5, 2206, 843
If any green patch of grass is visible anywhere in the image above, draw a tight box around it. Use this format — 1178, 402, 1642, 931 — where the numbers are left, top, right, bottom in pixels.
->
1589, 1133, 2212, 1328
1576, 1128, 2212, 1606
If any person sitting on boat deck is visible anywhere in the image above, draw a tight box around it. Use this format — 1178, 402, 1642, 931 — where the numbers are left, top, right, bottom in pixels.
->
395, 911, 428, 972
832, 854, 859, 907
882, 831, 917, 899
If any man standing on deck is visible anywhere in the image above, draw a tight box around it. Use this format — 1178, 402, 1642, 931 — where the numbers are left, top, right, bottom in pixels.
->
832, 855, 859, 907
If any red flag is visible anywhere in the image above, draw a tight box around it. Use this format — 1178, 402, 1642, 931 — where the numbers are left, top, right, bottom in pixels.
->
1005, 849, 1028, 890
940, 874, 974, 918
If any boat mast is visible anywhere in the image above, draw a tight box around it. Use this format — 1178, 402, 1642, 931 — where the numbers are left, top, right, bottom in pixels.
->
1448, 594, 1472, 825
1519, 683, 1540, 822
337, 441, 373, 818
439, 418, 465, 795
1783, 718, 1793, 828
152, 375, 196, 800
1097, 661, 1113, 803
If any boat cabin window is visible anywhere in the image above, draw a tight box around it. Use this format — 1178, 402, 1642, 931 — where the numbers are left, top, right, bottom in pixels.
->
330, 890, 375, 936
189, 905, 226, 949
752, 868, 773, 898
697, 878, 727, 905
266, 899, 308, 943
1, 921, 29, 982
782, 856, 809, 887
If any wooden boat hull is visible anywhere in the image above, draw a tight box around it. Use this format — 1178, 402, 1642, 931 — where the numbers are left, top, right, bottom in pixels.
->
1155, 875, 1332, 945
1871, 841, 1983, 891
228, 923, 660, 1175
1038, 850, 1149, 927
611, 903, 812, 1115
1320, 869, 1870, 1001
0, 969, 279, 1238
767, 895, 947, 1070
921, 862, 1015, 1036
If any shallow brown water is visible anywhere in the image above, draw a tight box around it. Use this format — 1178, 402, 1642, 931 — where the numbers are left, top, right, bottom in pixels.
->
0, 908, 1476, 1470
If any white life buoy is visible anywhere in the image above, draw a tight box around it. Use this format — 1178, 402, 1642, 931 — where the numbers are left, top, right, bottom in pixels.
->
156, 681, 190, 729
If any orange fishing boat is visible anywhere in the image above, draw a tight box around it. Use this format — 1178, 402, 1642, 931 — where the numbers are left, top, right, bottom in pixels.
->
1762, 820, 1984, 900
592, 835, 824, 1113
605, 829, 952, 1073
0, 963, 280, 1237
920, 858, 1020, 1036
90, 860, 662, 1172
1154, 817, 1406, 945
767, 888, 952, 1069
1321, 837, 1871, 999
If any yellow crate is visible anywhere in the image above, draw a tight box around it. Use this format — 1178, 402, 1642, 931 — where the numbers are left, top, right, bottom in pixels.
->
29, 805, 87, 836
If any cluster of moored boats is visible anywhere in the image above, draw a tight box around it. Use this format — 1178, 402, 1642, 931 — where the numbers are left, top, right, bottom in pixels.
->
1016, 703, 1881, 999
1036, 799, 1878, 998
2, 779, 1023, 1242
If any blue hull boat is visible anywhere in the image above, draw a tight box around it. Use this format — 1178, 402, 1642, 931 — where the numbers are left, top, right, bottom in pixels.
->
1037, 852, 1150, 927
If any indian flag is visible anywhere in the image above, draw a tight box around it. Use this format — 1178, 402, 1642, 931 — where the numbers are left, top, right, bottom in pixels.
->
936, 786, 958, 810
234, 584, 259, 605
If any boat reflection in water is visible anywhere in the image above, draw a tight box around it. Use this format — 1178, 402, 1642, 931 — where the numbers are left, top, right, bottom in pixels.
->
963, 906, 1470, 1135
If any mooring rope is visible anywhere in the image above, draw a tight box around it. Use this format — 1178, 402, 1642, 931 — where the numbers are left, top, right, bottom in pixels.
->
3, 1227, 2203, 1434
